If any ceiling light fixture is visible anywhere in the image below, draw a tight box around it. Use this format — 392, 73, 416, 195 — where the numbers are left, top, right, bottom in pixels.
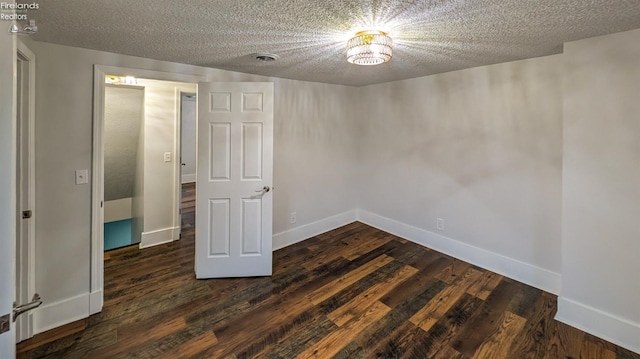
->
346, 30, 392, 66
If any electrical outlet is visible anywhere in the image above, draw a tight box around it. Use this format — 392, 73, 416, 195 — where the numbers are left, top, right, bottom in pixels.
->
436, 218, 445, 231
290, 212, 297, 225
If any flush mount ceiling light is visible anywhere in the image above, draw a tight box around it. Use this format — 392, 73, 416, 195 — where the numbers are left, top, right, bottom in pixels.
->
346, 30, 392, 66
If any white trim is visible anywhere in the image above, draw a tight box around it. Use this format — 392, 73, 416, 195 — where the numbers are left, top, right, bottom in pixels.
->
104, 198, 132, 222
356, 210, 561, 295
91, 66, 208, 318
173, 86, 196, 241
140, 226, 180, 249
33, 293, 89, 335
181, 173, 196, 184
91, 66, 106, 313
273, 210, 358, 251
556, 297, 640, 355
15, 40, 37, 342
89, 290, 103, 315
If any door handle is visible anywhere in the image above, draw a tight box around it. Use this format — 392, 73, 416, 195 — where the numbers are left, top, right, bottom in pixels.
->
255, 186, 270, 194
13, 293, 43, 322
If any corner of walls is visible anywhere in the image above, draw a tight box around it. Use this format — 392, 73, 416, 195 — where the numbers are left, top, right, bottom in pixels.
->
353, 55, 563, 296
555, 298, 640, 355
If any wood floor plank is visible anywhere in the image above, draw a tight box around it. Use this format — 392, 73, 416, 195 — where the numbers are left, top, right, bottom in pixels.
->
17, 183, 640, 359
306, 254, 394, 305
451, 278, 521, 357
352, 278, 448, 357
471, 311, 527, 359
328, 264, 418, 327
507, 292, 556, 359
156, 330, 218, 359
466, 270, 503, 300
543, 321, 587, 359
409, 268, 483, 332
297, 301, 391, 359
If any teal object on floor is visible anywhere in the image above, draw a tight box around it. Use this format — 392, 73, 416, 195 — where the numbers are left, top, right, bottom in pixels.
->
104, 219, 133, 251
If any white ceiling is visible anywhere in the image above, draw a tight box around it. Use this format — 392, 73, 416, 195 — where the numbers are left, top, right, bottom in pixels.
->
25, 0, 640, 86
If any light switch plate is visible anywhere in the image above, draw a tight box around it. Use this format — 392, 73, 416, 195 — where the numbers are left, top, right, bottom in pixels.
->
164, 152, 172, 162
75, 169, 89, 185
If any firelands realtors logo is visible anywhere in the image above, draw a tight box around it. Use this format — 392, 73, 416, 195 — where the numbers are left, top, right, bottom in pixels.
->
2, 2, 39, 34
1, 2, 39, 21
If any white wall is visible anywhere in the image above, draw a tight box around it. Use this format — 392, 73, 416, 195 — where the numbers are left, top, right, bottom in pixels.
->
558, 28, 640, 353
180, 95, 196, 183
0, 32, 16, 358
357, 55, 564, 293
24, 40, 359, 333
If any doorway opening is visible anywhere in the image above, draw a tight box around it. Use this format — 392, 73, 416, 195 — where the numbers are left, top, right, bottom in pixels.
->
90, 66, 205, 315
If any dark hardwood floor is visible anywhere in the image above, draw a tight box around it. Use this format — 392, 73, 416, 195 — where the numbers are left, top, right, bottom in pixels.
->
18, 182, 639, 358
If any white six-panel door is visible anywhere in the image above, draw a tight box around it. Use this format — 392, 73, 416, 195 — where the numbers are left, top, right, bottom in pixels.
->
195, 82, 273, 278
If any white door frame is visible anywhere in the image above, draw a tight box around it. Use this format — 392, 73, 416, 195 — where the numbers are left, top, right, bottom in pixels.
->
15, 40, 37, 342
91, 65, 206, 314
172, 87, 197, 240
0, 31, 17, 358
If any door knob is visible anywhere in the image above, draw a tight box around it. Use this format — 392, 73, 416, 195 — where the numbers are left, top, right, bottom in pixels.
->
255, 186, 270, 194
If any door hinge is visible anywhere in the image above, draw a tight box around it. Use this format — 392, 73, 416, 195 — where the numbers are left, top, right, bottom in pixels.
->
0, 313, 9, 334
22, 210, 32, 219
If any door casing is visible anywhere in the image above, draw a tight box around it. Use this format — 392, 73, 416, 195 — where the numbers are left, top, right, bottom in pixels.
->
15, 40, 37, 343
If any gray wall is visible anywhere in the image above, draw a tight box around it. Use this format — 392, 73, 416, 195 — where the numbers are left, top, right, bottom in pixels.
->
104, 85, 144, 201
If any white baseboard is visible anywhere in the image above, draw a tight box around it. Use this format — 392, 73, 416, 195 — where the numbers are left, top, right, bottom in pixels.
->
181, 173, 196, 184
556, 297, 640, 355
104, 198, 132, 222
140, 226, 180, 249
34, 293, 89, 335
356, 209, 561, 295
273, 210, 358, 251
89, 289, 103, 315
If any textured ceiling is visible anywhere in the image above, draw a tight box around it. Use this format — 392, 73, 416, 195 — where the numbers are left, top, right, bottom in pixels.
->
24, 0, 640, 86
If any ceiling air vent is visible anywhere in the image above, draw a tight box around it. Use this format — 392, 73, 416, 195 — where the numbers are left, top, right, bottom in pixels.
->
254, 53, 279, 62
